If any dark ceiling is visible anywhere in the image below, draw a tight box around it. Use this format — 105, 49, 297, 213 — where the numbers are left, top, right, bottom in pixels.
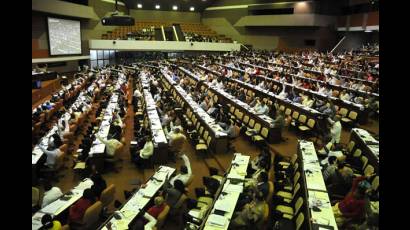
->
122, 0, 217, 12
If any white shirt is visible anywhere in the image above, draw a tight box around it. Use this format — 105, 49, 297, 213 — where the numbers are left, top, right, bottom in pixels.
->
40, 146, 62, 167
139, 141, 154, 159
329, 119, 342, 144
144, 212, 157, 230
170, 154, 192, 186
42, 187, 63, 208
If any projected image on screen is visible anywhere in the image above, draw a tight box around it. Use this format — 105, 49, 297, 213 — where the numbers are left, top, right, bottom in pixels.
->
48, 17, 82, 55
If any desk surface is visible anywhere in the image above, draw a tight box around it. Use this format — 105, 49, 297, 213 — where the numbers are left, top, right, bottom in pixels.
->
299, 140, 338, 230
203, 153, 250, 230
162, 70, 228, 138
32, 80, 97, 164
89, 73, 126, 156
351, 128, 379, 162
223, 63, 365, 111
99, 166, 175, 229
181, 66, 277, 128
32, 178, 94, 230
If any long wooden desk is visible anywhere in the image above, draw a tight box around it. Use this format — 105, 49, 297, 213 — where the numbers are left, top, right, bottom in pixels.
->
138, 71, 169, 164
202, 153, 250, 230
159, 67, 229, 154
350, 128, 379, 172
196, 63, 326, 139
88, 72, 127, 172
220, 63, 369, 125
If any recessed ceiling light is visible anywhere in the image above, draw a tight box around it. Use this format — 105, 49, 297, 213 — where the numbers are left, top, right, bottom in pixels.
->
172, 5, 178, 10
190, 6, 195, 11
137, 3, 142, 9
155, 4, 160, 9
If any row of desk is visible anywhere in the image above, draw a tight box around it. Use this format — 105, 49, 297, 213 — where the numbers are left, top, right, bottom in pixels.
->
32, 178, 94, 229
350, 128, 379, 172
32, 74, 88, 114
32, 74, 102, 165
219, 63, 370, 125
196, 63, 325, 136
298, 140, 338, 230
278, 54, 378, 85
98, 166, 176, 229
138, 70, 169, 164
88, 72, 127, 172
160, 67, 229, 153
240, 60, 379, 99
177, 65, 281, 144
201, 153, 250, 230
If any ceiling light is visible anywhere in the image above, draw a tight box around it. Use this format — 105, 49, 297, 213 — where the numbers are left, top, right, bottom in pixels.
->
155, 4, 160, 9
190, 6, 195, 11
172, 5, 178, 10
137, 3, 142, 9
364, 30, 372, 33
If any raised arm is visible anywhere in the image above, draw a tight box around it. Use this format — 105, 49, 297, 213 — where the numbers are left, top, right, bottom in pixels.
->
143, 212, 157, 230
181, 154, 192, 175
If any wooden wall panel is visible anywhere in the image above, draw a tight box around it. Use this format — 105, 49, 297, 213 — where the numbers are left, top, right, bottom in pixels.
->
367, 11, 379, 26
349, 13, 364, 27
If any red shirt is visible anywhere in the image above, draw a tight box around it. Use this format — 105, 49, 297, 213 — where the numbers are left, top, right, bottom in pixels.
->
147, 204, 166, 219
69, 198, 93, 223
338, 176, 366, 219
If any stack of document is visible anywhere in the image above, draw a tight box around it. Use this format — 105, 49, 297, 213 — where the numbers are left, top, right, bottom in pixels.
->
208, 214, 228, 227
224, 183, 243, 193
41, 199, 67, 214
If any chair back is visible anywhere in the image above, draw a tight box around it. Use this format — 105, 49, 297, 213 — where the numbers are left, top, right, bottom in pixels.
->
347, 141, 355, 153
82, 201, 102, 228
261, 127, 269, 139
292, 183, 301, 198
353, 149, 362, 157
292, 111, 299, 120
243, 115, 250, 125
156, 204, 170, 228
348, 111, 358, 120
372, 176, 379, 191
293, 171, 301, 187
361, 156, 369, 170
248, 119, 255, 128
307, 119, 315, 128
32, 187, 40, 207
294, 197, 304, 214
298, 115, 307, 124
267, 181, 274, 203
253, 123, 262, 133
364, 164, 375, 175
339, 108, 348, 117
100, 184, 116, 208
295, 212, 305, 230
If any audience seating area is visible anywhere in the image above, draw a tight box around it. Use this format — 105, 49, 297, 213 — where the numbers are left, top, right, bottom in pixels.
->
100, 21, 232, 43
